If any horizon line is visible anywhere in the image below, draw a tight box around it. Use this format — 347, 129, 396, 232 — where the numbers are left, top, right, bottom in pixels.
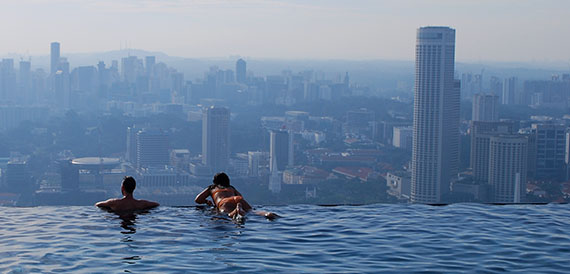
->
1, 48, 569, 70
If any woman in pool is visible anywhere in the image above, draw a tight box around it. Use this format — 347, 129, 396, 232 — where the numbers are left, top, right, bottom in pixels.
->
195, 172, 277, 220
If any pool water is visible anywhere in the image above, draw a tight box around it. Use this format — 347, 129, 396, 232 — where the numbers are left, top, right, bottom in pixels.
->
1, 203, 570, 273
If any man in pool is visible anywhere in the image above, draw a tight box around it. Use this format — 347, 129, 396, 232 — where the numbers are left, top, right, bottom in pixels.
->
195, 172, 278, 220
96, 176, 159, 212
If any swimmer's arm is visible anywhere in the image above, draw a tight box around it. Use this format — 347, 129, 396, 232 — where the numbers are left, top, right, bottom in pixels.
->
233, 187, 243, 196
95, 199, 117, 209
195, 187, 213, 206
141, 200, 160, 209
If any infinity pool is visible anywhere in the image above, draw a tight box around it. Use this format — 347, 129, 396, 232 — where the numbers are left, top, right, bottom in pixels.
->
1, 203, 570, 273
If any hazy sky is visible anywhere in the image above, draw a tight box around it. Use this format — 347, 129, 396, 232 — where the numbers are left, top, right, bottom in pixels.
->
1, 0, 569, 62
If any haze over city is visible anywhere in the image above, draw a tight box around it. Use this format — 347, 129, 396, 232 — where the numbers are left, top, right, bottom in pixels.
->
1, 1, 570, 273
1, 0, 569, 63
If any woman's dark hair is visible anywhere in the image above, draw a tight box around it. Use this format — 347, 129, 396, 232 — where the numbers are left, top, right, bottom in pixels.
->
212, 172, 230, 187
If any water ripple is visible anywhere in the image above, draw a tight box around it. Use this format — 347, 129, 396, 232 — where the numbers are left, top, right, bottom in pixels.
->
1, 204, 570, 272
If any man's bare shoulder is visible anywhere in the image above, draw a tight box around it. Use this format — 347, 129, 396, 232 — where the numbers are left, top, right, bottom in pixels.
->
95, 198, 121, 208
137, 199, 160, 209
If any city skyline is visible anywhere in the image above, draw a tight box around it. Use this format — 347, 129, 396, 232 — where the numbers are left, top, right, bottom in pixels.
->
1, 1, 570, 271
1, 25, 570, 206
0, 1, 569, 63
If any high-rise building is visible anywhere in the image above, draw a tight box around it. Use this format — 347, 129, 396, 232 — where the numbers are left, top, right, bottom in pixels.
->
472, 93, 499, 122
377, 121, 412, 144
18, 60, 32, 104
470, 121, 516, 183
126, 126, 139, 165
97, 61, 112, 92
489, 76, 503, 98
59, 58, 70, 74
393, 126, 413, 150
71, 66, 98, 94
202, 106, 230, 172
268, 155, 282, 194
488, 135, 527, 203
50, 42, 60, 75
460, 73, 483, 100
54, 71, 66, 108
136, 129, 170, 168
502, 77, 516, 105
145, 56, 156, 76
1, 59, 16, 101
411, 26, 460, 203
248, 151, 263, 177
270, 130, 291, 172
121, 56, 142, 84
532, 123, 567, 180
236, 59, 246, 84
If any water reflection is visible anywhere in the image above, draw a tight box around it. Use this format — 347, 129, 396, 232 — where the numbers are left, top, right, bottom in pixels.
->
119, 213, 137, 234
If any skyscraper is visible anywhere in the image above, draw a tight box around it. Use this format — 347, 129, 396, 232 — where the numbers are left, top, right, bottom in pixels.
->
236, 59, 246, 84
50, 42, 60, 75
460, 73, 483, 100
470, 121, 515, 183
268, 155, 282, 194
18, 60, 32, 104
488, 135, 527, 203
411, 26, 460, 203
126, 126, 139, 165
121, 56, 142, 84
145, 56, 156, 76
393, 126, 413, 150
270, 130, 291, 172
202, 106, 230, 172
71, 66, 98, 94
54, 70, 66, 108
532, 123, 567, 180
248, 151, 263, 177
136, 129, 170, 168
0, 59, 16, 101
472, 93, 499, 122
502, 77, 516, 105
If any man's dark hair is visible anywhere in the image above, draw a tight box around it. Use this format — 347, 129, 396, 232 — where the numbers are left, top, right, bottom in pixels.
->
213, 172, 230, 187
122, 176, 136, 194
